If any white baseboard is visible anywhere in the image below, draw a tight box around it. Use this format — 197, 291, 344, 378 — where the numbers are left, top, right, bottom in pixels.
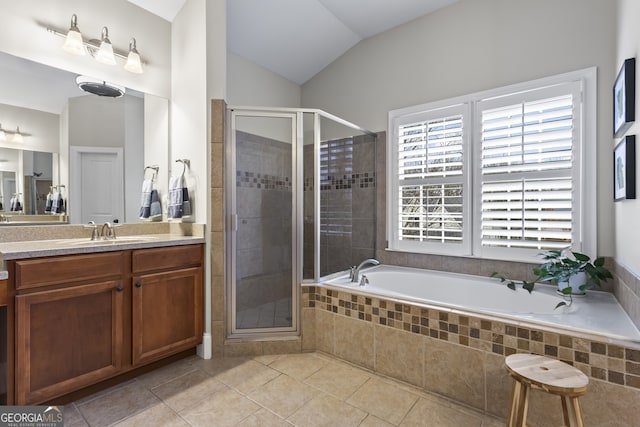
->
197, 333, 212, 359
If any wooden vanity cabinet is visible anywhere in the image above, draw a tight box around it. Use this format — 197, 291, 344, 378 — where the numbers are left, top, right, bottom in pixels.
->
13, 252, 126, 405
131, 245, 203, 366
10, 244, 204, 405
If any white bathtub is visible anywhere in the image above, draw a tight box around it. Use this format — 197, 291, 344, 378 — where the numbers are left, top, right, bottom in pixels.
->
323, 265, 640, 344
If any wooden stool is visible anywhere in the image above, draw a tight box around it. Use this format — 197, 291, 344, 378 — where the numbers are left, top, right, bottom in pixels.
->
505, 353, 589, 427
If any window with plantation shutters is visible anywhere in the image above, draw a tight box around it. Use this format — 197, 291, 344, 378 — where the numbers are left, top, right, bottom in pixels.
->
477, 86, 580, 253
388, 69, 595, 261
390, 104, 471, 255
398, 116, 464, 243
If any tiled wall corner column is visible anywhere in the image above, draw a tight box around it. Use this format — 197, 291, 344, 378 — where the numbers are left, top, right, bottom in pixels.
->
210, 99, 226, 357
210, 101, 304, 357
613, 261, 640, 331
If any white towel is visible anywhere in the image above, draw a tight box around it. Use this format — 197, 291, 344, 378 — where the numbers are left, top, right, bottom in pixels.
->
168, 175, 184, 219
168, 175, 192, 220
45, 192, 53, 213
139, 179, 153, 219
149, 186, 162, 220
51, 191, 62, 214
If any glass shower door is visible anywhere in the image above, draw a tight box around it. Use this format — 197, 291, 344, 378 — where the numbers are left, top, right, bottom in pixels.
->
230, 112, 298, 334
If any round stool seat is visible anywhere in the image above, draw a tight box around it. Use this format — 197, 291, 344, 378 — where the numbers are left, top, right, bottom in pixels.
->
505, 353, 589, 396
504, 354, 589, 427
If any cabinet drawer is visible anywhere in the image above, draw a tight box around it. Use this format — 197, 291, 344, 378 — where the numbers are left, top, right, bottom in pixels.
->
132, 244, 203, 273
14, 252, 125, 290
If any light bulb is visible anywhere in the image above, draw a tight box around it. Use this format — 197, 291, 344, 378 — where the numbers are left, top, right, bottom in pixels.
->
62, 14, 86, 56
13, 127, 24, 143
124, 38, 143, 74
95, 27, 116, 65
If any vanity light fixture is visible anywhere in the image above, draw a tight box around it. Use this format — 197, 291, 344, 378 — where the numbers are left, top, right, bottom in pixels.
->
62, 14, 86, 56
124, 38, 143, 74
0, 125, 30, 142
47, 14, 145, 74
95, 27, 116, 66
12, 127, 24, 143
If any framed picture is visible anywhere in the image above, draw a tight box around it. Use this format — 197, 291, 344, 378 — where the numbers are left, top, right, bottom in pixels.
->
614, 58, 635, 137
614, 135, 636, 201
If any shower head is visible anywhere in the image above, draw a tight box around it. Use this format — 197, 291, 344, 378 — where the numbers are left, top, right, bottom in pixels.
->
76, 76, 125, 98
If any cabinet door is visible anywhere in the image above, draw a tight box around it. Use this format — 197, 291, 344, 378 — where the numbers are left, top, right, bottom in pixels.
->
15, 281, 124, 405
132, 267, 203, 366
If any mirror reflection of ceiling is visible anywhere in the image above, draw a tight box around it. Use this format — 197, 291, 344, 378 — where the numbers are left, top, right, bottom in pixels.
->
0, 51, 80, 114
0, 51, 144, 116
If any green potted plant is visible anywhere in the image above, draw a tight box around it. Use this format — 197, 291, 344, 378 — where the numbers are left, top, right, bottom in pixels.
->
491, 249, 613, 309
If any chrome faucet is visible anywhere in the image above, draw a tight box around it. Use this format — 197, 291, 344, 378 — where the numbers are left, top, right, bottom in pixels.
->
350, 258, 380, 282
101, 222, 116, 240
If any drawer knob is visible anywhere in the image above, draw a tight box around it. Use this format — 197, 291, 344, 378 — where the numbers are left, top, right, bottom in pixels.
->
135, 281, 142, 288
116, 286, 124, 292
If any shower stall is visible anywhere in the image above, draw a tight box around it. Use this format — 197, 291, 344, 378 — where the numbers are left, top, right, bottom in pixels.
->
227, 108, 377, 337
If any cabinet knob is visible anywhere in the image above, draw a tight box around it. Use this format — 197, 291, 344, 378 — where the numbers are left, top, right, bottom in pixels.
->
116, 286, 124, 292
135, 281, 142, 288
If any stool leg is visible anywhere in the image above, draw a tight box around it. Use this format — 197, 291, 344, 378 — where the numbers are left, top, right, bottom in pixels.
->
561, 396, 585, 427
507, 379, 529, 427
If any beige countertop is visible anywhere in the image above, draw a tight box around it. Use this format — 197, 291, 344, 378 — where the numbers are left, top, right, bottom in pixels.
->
0, 234, 205, 263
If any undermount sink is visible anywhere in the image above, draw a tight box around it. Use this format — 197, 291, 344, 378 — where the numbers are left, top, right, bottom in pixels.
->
64, 236, 159, 246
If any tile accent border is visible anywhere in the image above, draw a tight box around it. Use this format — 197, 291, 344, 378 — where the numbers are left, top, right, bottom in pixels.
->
302, 285, 640, 390
236, 170, 292, 191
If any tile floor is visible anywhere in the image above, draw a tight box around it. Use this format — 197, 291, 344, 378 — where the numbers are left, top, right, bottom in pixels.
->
64, 352, 505, 427
236, 297, 292, 329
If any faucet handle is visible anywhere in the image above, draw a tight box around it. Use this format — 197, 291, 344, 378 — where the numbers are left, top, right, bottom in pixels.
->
84, 221, 99, 240
359, 275, 369, 287
349, 266, 357, 281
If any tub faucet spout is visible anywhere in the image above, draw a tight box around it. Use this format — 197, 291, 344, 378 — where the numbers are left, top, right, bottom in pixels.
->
351, 258, 379, 282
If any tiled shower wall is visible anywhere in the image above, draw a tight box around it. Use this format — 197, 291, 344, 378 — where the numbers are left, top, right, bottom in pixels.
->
235, 130, 292, 311
303, 134, 376, 278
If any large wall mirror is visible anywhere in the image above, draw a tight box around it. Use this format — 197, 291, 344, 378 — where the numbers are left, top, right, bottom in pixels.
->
0, 50, 169, 225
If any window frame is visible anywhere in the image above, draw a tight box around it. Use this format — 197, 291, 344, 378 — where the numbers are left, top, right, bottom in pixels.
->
388, 101, 472, 256
387, 67, 597, 262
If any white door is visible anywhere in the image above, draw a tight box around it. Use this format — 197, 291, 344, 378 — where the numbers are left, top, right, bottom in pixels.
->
70, 147, 124, 224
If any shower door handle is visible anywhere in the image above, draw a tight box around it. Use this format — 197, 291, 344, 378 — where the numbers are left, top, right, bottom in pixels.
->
231, 213, 238, 232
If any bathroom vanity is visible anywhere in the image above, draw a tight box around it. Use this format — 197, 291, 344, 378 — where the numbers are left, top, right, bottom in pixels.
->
0, 235, 204, 405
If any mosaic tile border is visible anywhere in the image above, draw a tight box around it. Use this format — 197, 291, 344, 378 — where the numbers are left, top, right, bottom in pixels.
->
303, 172, 377, 192
236, 171, 291, 191
302, 286, 640, 390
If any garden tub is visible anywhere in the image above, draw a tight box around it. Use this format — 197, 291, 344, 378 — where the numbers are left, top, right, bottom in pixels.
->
322, 264, 640, 344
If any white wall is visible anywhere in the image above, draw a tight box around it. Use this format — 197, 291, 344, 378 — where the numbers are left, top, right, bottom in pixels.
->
124, 96, 144, 223
171, 0, 208, 223
227, 52, 301, 107
144, 95, 170, 220
0, 0, 171, 98
302, 0, 618, 256
0, 103, 59, 153
616, 0, 640, 273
